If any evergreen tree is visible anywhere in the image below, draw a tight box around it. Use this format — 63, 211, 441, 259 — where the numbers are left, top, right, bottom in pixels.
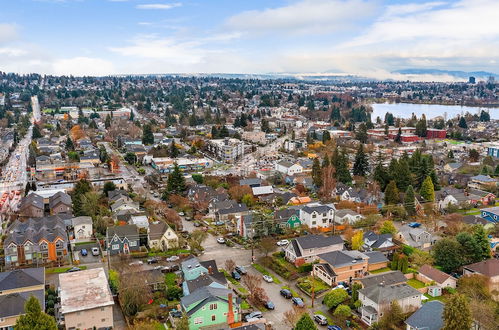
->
32, 124, 42, 139
479, 110, 490, 122
312, 158, 322, 187
169, 141, 179, 158
442, 294, 472, 330
72, 179, 92, 216
429, 170, 440, 190
336, 148, 352, 185
395, 159, 412, 191
14, 296, 57, 330
219, 125, 229, 138
142, 124, 154, 145
353, 144, 369, 176
472, 225, 491, 260
419, 176, 435, 202
394, 127, 402, 143
433, 238, 462, 273
404, 185, 416, 216
355, 123, 368, 143
129, 110, 135, 121
105, 114, 111, 129
495, 164, 499, 176
165, 163, 186, 196
456, 232, 481, 265
65, 136, 74, 151
373, 162, 389, 190
322, 155, 330, 168
415, 117, 427, 137
322, 130, 331, 143
384, 180, 400, 205
447, 150, 454, 158
295, 313, 318, 330
458, 116, 468, 129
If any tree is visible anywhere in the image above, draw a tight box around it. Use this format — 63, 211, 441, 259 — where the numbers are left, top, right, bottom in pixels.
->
351, 282, 362, 301
458, 116, 468, 129
258, 237, 276, 256
457, 274, 491, 301
105, 114, 111, 129
65, 136, 74, 151
312, 157, 322, 187
81, 191, 101, 219
142, 123, 154, 145
32, 124, 42, 139
472, 225, 491, 260
322, 130, 331, 143
378, 301, 404, 329
432, 238, 462, 273
384, 180, 400, 205
351, 231, 363, 250
169, 141, 179, 158
353, 143, 369, 176
419, 176, 435, 202
283, 306, 305, 329
323, 288, 348, 309
336, 148, 352, 185
442, 294, 472, 330
410, 249, 434, 267
404, 185, 416, 216
225, 259, 236, 272
295, 313, 318, 330
379, 220, 397, 235
468, 149, 480, 162
456, 231, 481, 265
394, 127, 402, 143
188, 230, 208, 253
165, 163, 186, 196
72, 179, 92, 216
14, 296, 57, 330
355, 123, 368, 143
192, 173, 203, 184
103, 182, 116, 195
124, 152, 136, 165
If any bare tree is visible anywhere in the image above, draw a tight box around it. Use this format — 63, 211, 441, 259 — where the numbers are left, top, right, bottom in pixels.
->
225, 259, 236, 273
242, 273, 262, 293
283, 306, 305, 328
258, 237, 276, 257
319, 165, 336, 201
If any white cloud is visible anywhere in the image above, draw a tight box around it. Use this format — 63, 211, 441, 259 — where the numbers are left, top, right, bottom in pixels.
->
136, 3, 181, 10
226, 0, 378, 35
52, 57, 115, 76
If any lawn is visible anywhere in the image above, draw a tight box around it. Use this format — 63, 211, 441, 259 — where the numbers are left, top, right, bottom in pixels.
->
46, 266, 87, 274
252, 264, 282, 284
297, 276, 329, 295
74, 241, 96, 246
238, 287, 248, 294
407, 279, 425, 289
241, 299, 251, 310
165, 273, 177, 287
423, 293, 445, 302
369, 267, 391, 274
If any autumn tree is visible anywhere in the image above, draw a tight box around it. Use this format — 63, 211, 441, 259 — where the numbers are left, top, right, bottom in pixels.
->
379, 220, 397, 235
228, 185, 252, 203
225, 259, 236, 273
419, 176, 435, 202
442, 294, 472, 330
118, 268, 152, 317
351, 231, 363, 250
258, 237, 276, 256
283, 306, 305, 329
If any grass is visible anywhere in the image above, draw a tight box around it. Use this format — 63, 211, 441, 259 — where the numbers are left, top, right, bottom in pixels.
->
369, 267, 391, 274
297, 276, 329, 294
241, 299, 251, 310
220, 269, 240, 285
407, 279, 425, 289
252, 264, 281, 284
46, 266, 87, 274
74, 241, 96, 246
154, 323, 167, 330
238, 287, 248, 294
423, 293, 445, 302
281, 285, 302, 299
165, 273, 177, 288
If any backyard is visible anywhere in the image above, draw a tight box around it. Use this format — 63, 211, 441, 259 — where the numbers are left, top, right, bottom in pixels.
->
296, 276, 329, 295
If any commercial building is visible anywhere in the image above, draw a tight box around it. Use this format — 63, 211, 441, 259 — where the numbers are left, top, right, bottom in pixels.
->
206, 138, 244, 163
426, 128, 447, 139
151, 157, 213, 173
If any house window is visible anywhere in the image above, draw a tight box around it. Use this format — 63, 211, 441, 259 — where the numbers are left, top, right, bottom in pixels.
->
209, 303, 217, 310
322, 219, 327, 224
130, 241, 137, 247
101, 307, 105, 311
112, 244, 119, 250
194, 317, 203, 324
56, 241, 63, 248
312, 214, 317, 218
101, 318, 106, 322
312, 221, 316, 225
211, 315, 216, 321
40, 243, 48, 250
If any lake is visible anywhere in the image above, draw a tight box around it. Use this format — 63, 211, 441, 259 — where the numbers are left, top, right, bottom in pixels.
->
371, 103, 499, 120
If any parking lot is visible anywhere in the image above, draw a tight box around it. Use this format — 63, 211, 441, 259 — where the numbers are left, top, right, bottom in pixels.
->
72, 242, 103, 265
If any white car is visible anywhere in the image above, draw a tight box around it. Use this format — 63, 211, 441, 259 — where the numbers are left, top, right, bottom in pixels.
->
91, 247, 100, 256
276, 239, 289, 246
167, 255, 180, 262
217, 237, 226, 244
263, 275, 273, 283
179, 212, 185, 216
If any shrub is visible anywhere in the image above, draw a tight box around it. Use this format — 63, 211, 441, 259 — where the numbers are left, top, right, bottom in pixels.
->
297, 263, 313, 273
334, 304, 352, 317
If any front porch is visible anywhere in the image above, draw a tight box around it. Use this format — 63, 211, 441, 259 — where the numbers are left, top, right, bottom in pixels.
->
360, 305, 378, 326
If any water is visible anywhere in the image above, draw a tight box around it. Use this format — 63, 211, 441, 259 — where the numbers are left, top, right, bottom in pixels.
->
371, 103, 499, 120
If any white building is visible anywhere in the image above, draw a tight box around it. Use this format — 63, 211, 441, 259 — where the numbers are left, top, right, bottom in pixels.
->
299, 203, 335, 229
71, 216, 93, 241
275, 160, 303, 176
207, 138, 245, 163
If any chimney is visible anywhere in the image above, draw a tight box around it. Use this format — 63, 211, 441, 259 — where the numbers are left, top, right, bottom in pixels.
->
208, 265, 213, 275
227, 293, 235, 325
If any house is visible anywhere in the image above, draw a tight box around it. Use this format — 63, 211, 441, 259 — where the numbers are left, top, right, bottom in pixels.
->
462, 259, 499, 301
130, 214, 149, 229
106, 225, 140, 255
59, 268, 114, 330
355, 270, 407, 289
180, 287, 240, 330
19, 193, 44, 218
284, 234, 344, 266
417, 264, 457, 289
80, 149, 100, 164
363, 231, 397, 254
239, 178, 262, 188
251, 186, 274, 198
364, 251, 390, 272
4, 216, 69, 267
480, 206, 499, 223
148, 221, 179, 251
71, 216, 93, 241
443, 162, 462, 173
405, 301, 444, 330
313, 250, 369, 286
395, 224, 436, 250
468, 175, 498, 190
182, 258, 220, 281
110, 196, 140, 214
48, 191, 72, 215
216, 203, 249, 222
183, 271, 227, 296
236, 214, 255, 238
359, 283, 422, 326
0, 268, 45, 330
275, 160, 303, 176
299, 203, 335, 230
334, 209, 364, 225
273, 208, 301, 229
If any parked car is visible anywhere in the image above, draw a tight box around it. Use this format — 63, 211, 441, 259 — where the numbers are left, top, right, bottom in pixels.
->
314, 314, 328, 326
129, 260, 143, 266
292, 297, 305, 307
244, 311, 263, 322
193, 221, 201, 227
179, 212, 185, 216
217, 237, 226, 244
66, 267, 81, 273
263, 275, 273, 283
327, 326, 342, 330
280, 289, 292, 299
161, 264, 180, 273
147, 257, 159, 264
235, 266, 247, 275
167, 255, 180, 262
231, 271, 241, 281
276, 239, 289, 246
264, 301, 275, 310
214, 221, 224, 226
80, 249, 88, 256
91, 247, 100, 256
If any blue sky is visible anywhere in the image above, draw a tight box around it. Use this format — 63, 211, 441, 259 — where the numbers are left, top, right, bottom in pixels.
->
0, 0, 497, 80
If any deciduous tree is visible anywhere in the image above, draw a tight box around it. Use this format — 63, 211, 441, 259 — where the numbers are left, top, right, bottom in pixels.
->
14, 296, 57, 330
443, 294, 471, 330
295, 313, 318, 330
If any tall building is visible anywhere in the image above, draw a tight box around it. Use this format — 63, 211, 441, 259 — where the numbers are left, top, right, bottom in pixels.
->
468, 76, 476, 84
206, 138, 245, 163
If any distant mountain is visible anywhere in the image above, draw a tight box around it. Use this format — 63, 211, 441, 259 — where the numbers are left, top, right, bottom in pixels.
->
393, 69, 498, 80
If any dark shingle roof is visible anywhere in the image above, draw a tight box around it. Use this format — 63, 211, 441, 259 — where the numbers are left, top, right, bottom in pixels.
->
49, 191, 72, 209
0, 289, 45, 318
318, 250, 367, 268
418, 264, 453, 284
405, 301, 444, 330
294, 234, 343, 250
106, 225, 139, 239
463, 258, 499, 277
20, 193, 44, 211
4, 216, 68, 246
0, 268, 44, 291
359, 283, 421, 304
364, 251, 389, 264
358, 271, 407, 288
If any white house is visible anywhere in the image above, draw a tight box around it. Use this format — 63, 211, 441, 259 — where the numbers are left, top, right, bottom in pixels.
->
334, 209, 364, 225
71, 216, 93, 241
148, 222, 179, 251
275, 160, 303, 176
299, 203, 335, 229
131, 215, 149, 229
284, 234, 344, 266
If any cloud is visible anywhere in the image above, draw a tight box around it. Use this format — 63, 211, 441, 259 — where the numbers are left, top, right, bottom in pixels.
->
0, 23, 18, 43
226, 0, 378, 35
136, 3, 181, 10
52, 57, 115, 76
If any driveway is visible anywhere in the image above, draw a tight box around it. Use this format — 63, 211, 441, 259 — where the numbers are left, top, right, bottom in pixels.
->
73, 242, 103, 265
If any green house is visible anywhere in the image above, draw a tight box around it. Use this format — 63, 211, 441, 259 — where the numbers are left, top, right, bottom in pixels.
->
274, 208, 301, 229
180, 286, 241, 330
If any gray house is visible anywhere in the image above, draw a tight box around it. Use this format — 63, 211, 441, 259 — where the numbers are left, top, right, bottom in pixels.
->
106, 225, 140, 255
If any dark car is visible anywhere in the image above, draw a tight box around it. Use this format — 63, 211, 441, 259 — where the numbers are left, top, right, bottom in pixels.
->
235, 266, 247, 275
314, 314, 328, 326
66, 267, 81, 273
327, 326, 342, 330
193, 221, 201, 227
231, 271, 241, 281
80, 249, 88, 256
292, 297, 304, 307
280, 289, 292, 299
264, 301, 275, 310
161, 264, 180, 273
147, 257, 159, 264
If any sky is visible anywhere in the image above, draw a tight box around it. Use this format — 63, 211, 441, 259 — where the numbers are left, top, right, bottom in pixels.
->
0, 0, 498, 80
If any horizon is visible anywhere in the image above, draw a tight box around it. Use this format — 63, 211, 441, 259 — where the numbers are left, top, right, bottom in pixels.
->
1, 0, 498, 81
